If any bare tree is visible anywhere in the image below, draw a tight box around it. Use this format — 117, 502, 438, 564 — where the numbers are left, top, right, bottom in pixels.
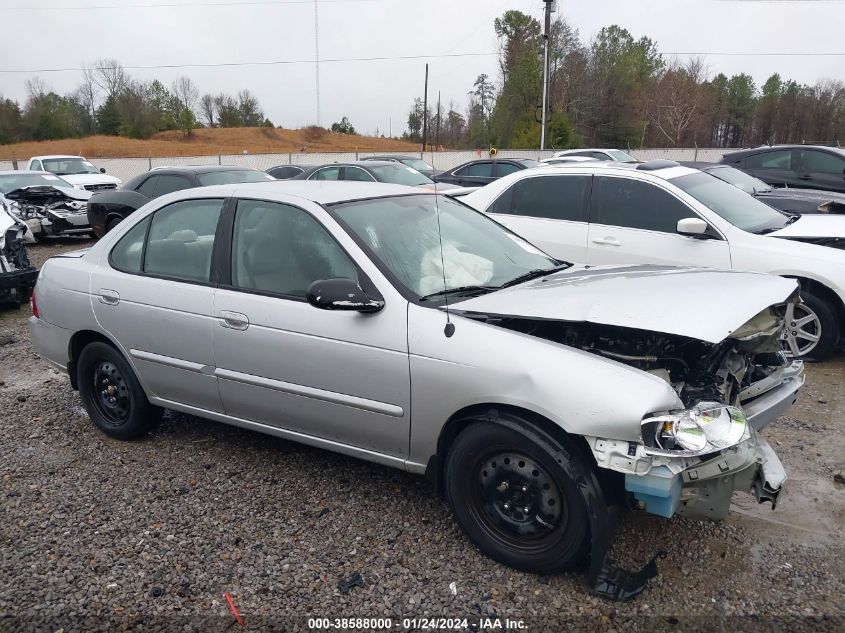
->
25, 77, 48, 99
172, 76, 199, 115
74, 65, 100, 133
650, 58, 707, 146
200, 93, 216, 127
93, 58, 127, 99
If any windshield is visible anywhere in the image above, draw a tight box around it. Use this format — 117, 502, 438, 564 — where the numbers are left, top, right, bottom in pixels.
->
400, 158, 434, 172
0, 173, 73, 194
197, 170, 275, 186
607, 150, 638, 162
708, 166, 771, 194
368, 164, 433, 186
42, 157, 100, 175
331, 194, 559, 299
672, 172, 789, 234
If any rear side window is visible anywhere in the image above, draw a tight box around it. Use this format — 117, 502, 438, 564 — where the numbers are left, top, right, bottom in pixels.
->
135, 176, 159, 198
495, 162, 521, 177
268, 166, 303, 179
490, 175, 590, 222
143, 199, 224, 282
743, 150, 792, 170
344, 167, 375, 182
313, 167, 341, 181
592, 177, 695, 233
110, 217, 151, 273
458, 162, 493, 177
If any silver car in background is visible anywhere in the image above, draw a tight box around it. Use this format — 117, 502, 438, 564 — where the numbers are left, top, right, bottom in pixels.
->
29, 181, 803, 599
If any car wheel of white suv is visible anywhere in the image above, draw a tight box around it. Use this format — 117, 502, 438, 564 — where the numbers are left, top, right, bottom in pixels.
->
445, 420, 590, 574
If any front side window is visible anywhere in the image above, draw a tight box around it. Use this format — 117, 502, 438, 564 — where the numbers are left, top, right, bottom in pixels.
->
154, 175, 194, 197
231, 200, 358, 298
592, 177, 698, 233
143, 199, 224, 282
30, 160, 42, 170
110, 217, 151, 273
331, 194, 558, 298
344, 167, 376, 182
458, 162, 493, 178
743, 150, 792, 170
800, 149, 845, 175
494, 175, 590, 221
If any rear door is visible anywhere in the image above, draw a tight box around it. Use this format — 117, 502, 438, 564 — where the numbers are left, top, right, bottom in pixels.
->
211, 197, 411, 458
586, 176, 732, 269
797, 148, 845, 193
90, 197, 226, 412
487, 173, 591, 263
451, 162, 494, 187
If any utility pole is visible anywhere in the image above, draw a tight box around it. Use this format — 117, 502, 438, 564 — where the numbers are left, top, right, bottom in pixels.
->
314, 0, 321, 126
422, 63, 429, 155
436, 91, 441, 149
540, 0, 555, 150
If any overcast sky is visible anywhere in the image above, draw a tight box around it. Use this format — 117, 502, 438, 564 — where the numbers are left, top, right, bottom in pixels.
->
1, 0, 843, 136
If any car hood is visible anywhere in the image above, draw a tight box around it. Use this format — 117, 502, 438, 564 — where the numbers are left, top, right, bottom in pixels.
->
57, 173, 121, 187
4, 185, 91, 205
769, 214, 845, 238
450, 264, 798, 344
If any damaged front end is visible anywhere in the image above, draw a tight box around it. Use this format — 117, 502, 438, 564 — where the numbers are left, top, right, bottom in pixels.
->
3, 185, 91, 239
0, 204, 38, 304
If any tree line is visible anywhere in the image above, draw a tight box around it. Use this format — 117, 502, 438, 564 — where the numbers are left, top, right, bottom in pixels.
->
404, 10, 845, 150
0, 59, 273, 145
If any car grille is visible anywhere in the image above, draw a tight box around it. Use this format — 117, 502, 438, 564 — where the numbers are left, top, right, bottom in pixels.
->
84, 183, 117, 192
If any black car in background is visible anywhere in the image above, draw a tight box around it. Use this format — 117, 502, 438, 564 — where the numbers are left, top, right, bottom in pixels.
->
86, 166, 274, 236
681, 162, 845, 215
291, 161, 448, 188
265, 164, 310, 180
360, 155, 436, 179
720, 145, 845, 194
433, 158, 539, 187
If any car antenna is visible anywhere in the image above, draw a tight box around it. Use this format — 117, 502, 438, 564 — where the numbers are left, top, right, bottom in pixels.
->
434, 186, 455, 338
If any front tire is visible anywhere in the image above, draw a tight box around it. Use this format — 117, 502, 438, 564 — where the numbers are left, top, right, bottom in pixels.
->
782, 291, 840, 361
445, 420, 591, 574
77, 342, 162, 440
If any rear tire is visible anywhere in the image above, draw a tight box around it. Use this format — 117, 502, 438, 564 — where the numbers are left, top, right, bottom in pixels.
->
783, 291, 840, 361
77, 341, 162, 440
445, 420, 591, 574
105, 216, 123, 233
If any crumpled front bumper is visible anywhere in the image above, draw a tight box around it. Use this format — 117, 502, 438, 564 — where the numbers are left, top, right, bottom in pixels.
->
624, 430, 786, 520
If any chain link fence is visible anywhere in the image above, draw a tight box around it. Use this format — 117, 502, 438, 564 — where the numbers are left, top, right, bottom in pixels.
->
0, 147, 735, 182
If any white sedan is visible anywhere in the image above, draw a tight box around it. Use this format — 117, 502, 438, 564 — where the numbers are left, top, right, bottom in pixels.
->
463, 161, 845, 359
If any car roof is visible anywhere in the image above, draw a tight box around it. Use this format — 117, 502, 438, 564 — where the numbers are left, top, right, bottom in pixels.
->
210, 180, 429, 205
724, 145, 845, 159
0, 170, 59, 177
144, 165, 260, 175
29, 155, 86, 160
679, 161, 724, 170
513, 162, 699, 180
362, 155, 418, 160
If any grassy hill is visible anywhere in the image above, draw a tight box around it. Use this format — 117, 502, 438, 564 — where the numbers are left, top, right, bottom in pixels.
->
0, 127, 419, 159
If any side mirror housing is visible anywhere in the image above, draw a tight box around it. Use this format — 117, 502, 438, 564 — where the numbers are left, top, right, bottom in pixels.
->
306, 278, 384, 313
99, 167, 106, 173
677, 217, 710, 237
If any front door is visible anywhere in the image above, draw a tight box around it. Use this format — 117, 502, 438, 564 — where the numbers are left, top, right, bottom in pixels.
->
586, 176, 732, 269
212, 197, 411, 458
90, 198, 226, 412
797, 148, 845, 193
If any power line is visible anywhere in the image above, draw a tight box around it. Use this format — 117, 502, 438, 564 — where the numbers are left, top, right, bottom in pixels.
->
0, 52, 500, 74
0, 0, 377, 9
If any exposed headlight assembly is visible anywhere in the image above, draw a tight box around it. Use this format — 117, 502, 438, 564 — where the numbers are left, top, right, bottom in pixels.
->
641, 402, 750, 456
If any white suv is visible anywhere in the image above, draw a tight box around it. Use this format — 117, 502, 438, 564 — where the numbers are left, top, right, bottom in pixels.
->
463, 161, 845, 359
27, 155, 121, 192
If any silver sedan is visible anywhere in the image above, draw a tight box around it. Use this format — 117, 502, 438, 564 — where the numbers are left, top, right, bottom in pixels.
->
28, 181, 803, 599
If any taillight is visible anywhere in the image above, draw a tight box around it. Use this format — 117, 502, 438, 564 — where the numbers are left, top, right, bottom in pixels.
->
30, 285, 39, 318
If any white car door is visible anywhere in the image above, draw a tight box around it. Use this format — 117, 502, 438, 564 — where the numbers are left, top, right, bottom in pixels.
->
487, 173, 591, 263
586, 175, 732, 269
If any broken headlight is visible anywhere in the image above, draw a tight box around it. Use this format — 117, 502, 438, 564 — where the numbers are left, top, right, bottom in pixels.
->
641, 402, 750, 456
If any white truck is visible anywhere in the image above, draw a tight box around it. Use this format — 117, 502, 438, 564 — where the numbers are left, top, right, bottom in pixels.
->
26, 155, 122, 192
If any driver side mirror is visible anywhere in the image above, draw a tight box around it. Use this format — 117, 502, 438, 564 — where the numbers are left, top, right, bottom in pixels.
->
306, 278, 384, 313
99, 167, 106, 173
677, 217, 712, 238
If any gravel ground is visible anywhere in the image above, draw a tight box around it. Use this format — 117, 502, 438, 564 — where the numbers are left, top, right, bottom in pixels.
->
1, 239, 843, 632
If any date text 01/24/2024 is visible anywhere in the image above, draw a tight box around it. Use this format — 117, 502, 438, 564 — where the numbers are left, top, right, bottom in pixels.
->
307, 617, 527, 630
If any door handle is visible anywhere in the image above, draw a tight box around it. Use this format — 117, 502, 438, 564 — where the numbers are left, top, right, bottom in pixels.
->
98, 289, 120, 305
592, 237, 622, 246
799, 174, 813, 180
219, 311, 249, 330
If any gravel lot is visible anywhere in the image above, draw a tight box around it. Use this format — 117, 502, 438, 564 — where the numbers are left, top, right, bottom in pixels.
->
1, 239, 843, 632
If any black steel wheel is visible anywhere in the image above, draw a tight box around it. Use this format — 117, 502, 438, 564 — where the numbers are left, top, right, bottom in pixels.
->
77, 341, 162, 440
445, 420, 590, 574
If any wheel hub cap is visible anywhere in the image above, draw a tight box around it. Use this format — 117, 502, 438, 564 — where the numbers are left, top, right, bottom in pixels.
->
781, 302, 821, 357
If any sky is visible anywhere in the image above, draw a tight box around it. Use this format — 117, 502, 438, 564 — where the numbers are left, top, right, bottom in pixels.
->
0, 0, 843, 136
